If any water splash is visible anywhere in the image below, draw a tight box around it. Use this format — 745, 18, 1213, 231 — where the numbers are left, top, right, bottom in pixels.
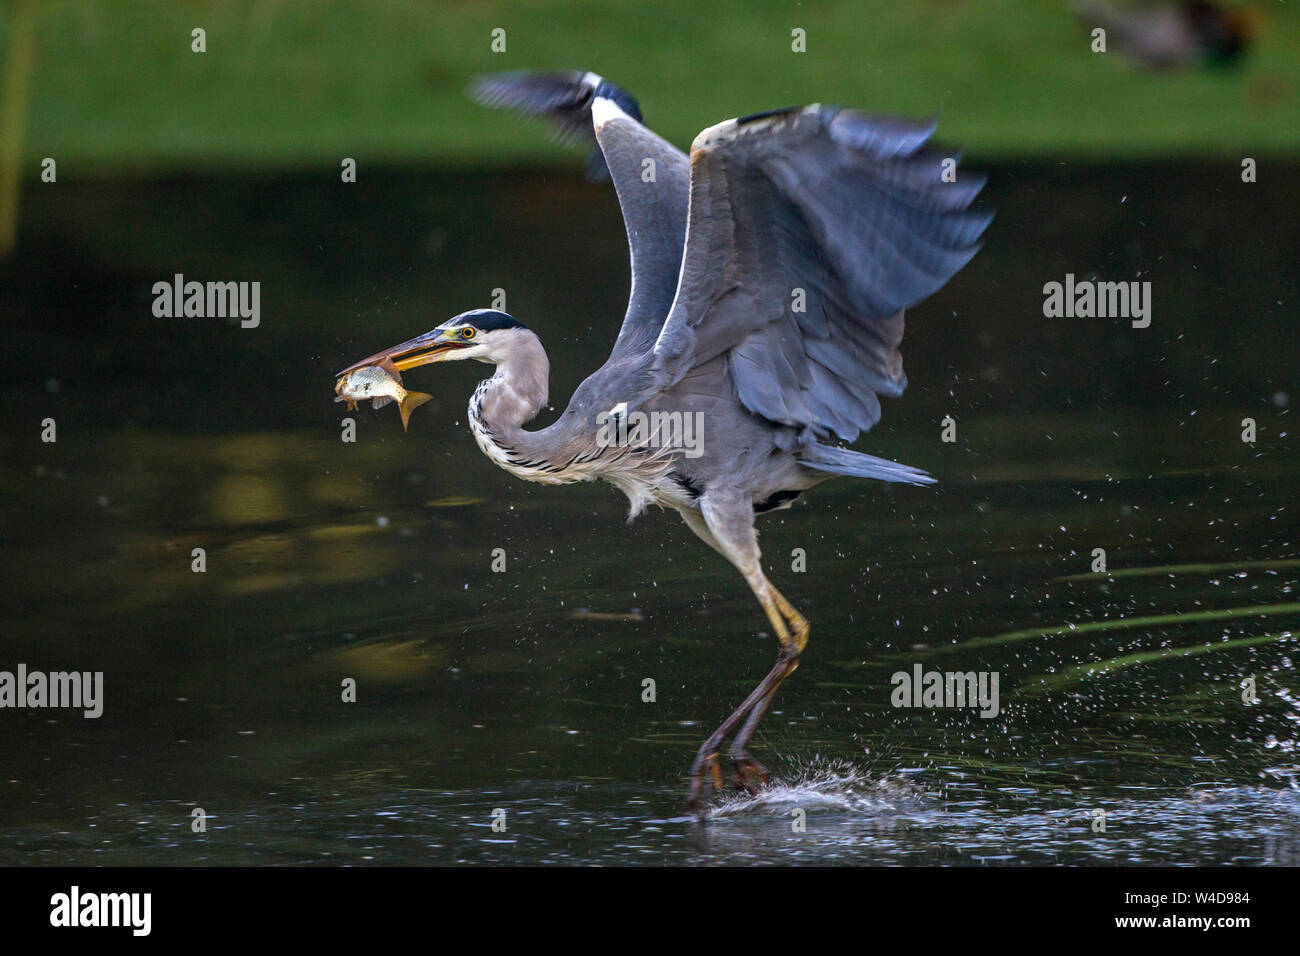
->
705, 757, 934, 819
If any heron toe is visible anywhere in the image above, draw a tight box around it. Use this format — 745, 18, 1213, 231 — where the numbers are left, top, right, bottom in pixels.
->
729, 750, 770, 793
686, 750, 727, 817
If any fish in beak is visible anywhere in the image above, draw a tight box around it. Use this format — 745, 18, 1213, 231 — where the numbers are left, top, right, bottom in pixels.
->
334, 365, 433, 431
334, 329, 468, 431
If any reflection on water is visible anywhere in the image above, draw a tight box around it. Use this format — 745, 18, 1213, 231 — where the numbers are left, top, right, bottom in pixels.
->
1, 164, 1297, 864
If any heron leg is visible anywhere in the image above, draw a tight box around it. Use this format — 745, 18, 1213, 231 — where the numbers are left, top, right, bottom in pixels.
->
684, 651, 785, 811
680, 497, 808, 812
728, 581, 809, 787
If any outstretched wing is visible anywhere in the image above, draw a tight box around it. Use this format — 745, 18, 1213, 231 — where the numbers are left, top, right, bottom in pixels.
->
648, 105, 991, 446
469, 71, 689, 359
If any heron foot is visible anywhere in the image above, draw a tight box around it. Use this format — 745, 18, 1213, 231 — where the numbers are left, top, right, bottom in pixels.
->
686, 749, 727, 818
729, 750, 770, 793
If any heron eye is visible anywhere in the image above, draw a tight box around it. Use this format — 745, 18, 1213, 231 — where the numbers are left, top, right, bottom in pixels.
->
461, 327, 476, 339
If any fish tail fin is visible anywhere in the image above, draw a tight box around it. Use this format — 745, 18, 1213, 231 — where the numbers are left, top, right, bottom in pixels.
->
399, 391, 433, 431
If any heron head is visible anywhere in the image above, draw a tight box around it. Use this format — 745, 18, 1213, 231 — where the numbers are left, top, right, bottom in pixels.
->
336, 309, 531, 375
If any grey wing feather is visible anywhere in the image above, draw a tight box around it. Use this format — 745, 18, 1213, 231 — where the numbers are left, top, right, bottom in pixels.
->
799, 443, 936, 485
648, 105, 991, 446
469, 70, 690, 362
591, 96, 690, 360
467, 70, 642, 181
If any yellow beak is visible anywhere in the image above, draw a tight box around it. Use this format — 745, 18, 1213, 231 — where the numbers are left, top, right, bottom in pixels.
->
336, 329, 467, 377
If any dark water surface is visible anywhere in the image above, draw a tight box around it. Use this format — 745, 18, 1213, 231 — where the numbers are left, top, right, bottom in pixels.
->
1, 163, 1297, 865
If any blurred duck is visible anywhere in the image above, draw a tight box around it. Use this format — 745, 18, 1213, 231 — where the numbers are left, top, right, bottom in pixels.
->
1075, 0, 1261, 70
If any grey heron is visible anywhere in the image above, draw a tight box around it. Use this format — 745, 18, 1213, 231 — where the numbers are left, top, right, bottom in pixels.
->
337, 71, 991, 814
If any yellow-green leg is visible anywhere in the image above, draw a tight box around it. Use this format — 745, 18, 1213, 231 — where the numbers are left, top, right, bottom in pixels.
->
728, 581, 809, 790
680, 499, 811, 815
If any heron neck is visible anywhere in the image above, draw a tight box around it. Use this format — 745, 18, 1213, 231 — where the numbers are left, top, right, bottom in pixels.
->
472, 332, 550, 445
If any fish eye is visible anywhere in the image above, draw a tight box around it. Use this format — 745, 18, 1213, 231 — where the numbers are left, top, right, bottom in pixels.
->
461, 327, 476, 339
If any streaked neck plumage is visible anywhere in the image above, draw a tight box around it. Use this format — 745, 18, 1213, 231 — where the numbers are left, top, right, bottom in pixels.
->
467, 329, 562, 481
465, 327, 677, 512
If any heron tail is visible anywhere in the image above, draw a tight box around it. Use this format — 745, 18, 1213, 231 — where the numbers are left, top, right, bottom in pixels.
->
798, 444, 935, 485
398, 391, 433, 431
